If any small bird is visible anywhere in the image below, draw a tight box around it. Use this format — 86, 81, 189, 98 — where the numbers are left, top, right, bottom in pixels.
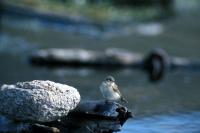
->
99, 76, 128, 103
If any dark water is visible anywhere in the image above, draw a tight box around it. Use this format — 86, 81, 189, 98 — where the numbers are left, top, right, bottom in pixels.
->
0, 1, 200, 132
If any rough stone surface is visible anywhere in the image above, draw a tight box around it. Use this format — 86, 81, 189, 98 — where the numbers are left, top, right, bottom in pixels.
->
0, 80, 80, 122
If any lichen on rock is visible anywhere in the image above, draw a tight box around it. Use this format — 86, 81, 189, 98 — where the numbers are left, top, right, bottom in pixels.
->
0, 80, 80, 122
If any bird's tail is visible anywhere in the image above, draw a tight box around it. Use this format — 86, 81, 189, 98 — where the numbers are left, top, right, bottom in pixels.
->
121, 97, 128, 103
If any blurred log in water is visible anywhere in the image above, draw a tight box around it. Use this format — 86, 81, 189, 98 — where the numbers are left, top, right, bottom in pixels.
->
30, 48, 143, 68
0, 100, 132, 133
30, 48, 200, 82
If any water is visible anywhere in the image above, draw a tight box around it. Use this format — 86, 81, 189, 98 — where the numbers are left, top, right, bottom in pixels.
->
0, 1, 200, 132
123, 111, 200, 133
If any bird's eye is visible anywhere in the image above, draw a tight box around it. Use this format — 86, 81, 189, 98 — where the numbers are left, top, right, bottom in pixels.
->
106, 78, 111, 81
105, 76, 115, 82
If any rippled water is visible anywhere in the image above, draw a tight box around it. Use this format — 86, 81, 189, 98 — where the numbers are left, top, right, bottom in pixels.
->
122, 111, 200, 133
0, 1, 200, 132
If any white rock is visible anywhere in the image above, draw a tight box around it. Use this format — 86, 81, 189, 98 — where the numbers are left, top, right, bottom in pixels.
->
0, 80, 80, 122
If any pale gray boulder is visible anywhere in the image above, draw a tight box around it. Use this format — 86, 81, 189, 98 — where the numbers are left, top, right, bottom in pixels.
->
0, 80, 80, 122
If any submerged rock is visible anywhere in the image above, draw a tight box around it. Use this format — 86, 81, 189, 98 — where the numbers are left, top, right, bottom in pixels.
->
0, 80, 80, 122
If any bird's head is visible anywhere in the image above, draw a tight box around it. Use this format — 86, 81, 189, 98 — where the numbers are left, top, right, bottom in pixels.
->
105, 76, 115, 82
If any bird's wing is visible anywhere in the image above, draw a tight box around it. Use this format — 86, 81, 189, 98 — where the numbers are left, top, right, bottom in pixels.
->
112, 83, 122, 96
112, 83, 128, 103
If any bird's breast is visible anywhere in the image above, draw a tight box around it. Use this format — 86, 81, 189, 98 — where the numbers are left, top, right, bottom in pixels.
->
100, 82, 120, 100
